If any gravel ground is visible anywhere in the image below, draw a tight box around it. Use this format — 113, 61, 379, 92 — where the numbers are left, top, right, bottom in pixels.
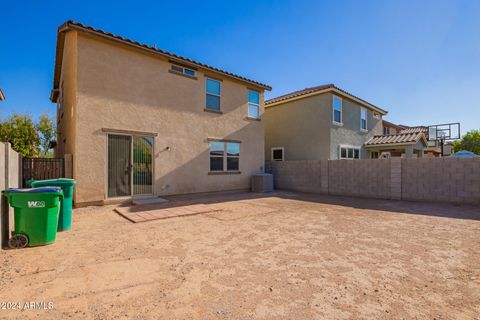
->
0, 191, 479, 319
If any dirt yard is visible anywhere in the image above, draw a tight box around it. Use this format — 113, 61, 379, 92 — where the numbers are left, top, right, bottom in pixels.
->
1, 191, 479, 319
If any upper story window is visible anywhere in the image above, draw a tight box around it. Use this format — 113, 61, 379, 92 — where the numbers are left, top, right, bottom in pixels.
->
206, 78, 221, 111
360, 108, 367, 131
333, 95, 342, 124
340, 146, 360, 160
209, 141, 240, 172
271, 147, 284, 161
248, 90, 260, 119
383, 127, 390, 135
170, 64, 196, 77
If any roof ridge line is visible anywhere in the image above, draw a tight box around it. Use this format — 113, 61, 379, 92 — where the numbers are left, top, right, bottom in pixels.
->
53, 20, 271, 91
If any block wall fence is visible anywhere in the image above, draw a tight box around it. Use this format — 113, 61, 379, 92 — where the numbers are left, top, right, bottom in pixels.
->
265, 158, 480, 205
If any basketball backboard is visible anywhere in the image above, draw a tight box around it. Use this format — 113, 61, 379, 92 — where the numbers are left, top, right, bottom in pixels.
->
427, 123, 460, 141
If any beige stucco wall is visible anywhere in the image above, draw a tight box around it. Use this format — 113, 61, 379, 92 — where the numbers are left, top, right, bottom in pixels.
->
67, 33, 265, 204
264, 92, 383, 161
264, 94, 331, 161
384, 125, 400, 135
55, 31, 78, 200
328, 93, 383, 159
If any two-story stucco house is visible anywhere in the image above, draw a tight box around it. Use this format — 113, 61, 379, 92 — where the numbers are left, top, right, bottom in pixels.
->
51, 21, 271, 206
264, 84, 387, 161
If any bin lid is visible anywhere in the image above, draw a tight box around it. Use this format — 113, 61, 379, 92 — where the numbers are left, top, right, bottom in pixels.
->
29, 178, 76, 187
3, 187, 63, 194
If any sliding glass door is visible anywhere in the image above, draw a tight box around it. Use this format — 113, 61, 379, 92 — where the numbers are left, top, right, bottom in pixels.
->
107, 134, 153, 198
133, 136, 153, 195
108, 135, 131, 197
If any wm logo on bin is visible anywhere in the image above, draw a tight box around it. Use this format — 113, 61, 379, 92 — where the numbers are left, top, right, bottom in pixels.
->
27, 201, 46, 208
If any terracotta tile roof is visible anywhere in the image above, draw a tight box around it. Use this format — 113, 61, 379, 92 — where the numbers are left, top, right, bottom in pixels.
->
265, 84, 387, 114
0, 88, 4, 101
365, 132, 426, 146
399, 126, 428, 134
52, 21, 271, 94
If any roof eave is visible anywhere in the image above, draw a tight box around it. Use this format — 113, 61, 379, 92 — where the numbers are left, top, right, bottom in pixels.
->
0, 88, 5, 101
52, 27, 67, 94
365, 133, 428, 148
53, 21, 271, 92
419, 135, 429, 147
50, 89, 59, 103
382, 120, 404, 130
364, 142, 417, 148
266, 87, 388, 115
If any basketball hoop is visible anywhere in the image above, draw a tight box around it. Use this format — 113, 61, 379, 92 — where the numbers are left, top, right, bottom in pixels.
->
427, 123, 460, 156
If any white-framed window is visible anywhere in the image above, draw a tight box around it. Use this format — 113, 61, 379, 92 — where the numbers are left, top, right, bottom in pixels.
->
333, 95, 342, 124
360, 107, 367, 131
248, 90, 260, 119
206, 78, 221, 111
373, 112, 381, 119
171, 64, 196, 77
209, 141, 240, 172
339, 145, 360, 160
383, 126, 390, 135
271, 147, 284, 161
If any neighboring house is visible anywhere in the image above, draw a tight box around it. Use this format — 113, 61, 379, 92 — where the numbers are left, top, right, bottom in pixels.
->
443, 141, 453, 156
364, 130, 428, 158
366, 124, 443, 158
0, 88, 5, 101
264, 84, 387, 161
382, 120, 403, 135
401, 126, 441, 157
51, 21, 271, 206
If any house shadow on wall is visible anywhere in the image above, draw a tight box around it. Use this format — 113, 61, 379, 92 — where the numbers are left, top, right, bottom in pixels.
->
279, 192, 480, 221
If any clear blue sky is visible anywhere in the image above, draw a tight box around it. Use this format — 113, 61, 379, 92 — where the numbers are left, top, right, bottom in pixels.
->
1, 0, 479, 134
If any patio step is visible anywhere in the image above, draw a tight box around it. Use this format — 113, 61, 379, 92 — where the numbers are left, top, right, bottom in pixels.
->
132, 197, 169, 205
115, 203, 221, 223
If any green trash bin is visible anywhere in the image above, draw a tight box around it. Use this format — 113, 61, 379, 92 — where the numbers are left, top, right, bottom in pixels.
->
28, 178, 76, 232
3, 187, 63, 248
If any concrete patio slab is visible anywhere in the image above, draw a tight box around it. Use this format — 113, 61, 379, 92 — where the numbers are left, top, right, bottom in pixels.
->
115, 203, 221, 222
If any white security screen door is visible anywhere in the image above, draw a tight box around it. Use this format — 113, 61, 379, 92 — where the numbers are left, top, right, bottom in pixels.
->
108, 134, 153, 198
132, 136, 153, 195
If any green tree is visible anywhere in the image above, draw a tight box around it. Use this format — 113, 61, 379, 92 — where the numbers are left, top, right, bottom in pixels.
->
0, 114, 40, 157
36, 114, 56, 157
452, 130, 480, 155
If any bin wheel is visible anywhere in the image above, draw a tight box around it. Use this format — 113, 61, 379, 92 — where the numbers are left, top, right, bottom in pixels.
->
8, 234, 29, 249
